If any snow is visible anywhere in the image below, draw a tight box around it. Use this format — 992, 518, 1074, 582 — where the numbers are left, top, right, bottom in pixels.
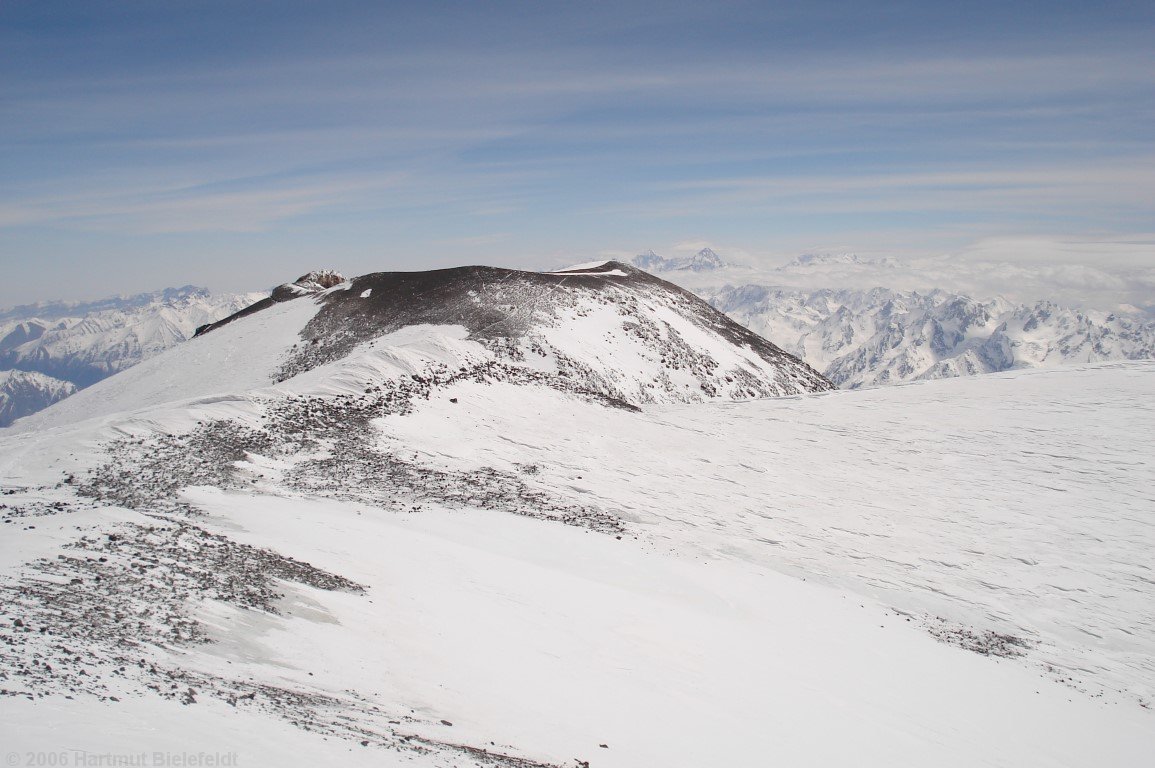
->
176, 493, 1152, 767
2, 695, 391, 767
0, 278, 1151, 766
360, 288, 372, 298
0, 288, 266, 387
278, 324, 479, 397
8, 296, 322, 433
547, 261, 628, 276
0, 287, 265, 424
4, 469, 1152, 765
550, 260, 612, 272
378, 362, 1155, 706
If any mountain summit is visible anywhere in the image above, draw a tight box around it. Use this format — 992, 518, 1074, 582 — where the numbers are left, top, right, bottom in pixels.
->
17, 261, 829, 432
679, 247, 725, 271
237, 260, 829, 400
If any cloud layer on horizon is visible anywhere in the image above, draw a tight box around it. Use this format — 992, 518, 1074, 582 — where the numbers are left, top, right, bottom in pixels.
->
633, 236, 1155, 314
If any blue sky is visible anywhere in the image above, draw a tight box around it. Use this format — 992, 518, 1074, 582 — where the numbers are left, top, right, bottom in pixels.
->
1, 0, 1153, 304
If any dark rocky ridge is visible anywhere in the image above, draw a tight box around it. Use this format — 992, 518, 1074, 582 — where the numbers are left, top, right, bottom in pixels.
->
200, 261, 834, 396
194, 270, 345, 337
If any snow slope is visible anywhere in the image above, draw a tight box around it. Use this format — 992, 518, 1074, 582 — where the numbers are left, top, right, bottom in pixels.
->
381, 364, 1155, 705
1, 356, 1152, 765
0, 286, 265, 422
7, 295, 324, 433
0, 265, 1151, 766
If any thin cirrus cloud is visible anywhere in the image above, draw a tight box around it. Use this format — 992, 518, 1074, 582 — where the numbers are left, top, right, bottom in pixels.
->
625, 163, 1155, 215
0, 0, 1152, 305
0, 173, 407, 234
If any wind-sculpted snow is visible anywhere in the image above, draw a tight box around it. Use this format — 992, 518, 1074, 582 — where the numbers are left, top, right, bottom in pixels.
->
378, 362, 1155, 705
0, 274, 1152, 765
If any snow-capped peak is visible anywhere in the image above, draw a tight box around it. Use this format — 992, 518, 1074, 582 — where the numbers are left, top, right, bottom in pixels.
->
630, 248, 728, 273
0, 369, 76, 427
631, 249, 668, 271
681, 247, 725, 271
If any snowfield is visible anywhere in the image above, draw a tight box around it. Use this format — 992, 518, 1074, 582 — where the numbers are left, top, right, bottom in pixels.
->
379, 363, 1155, 706
0, 269, 1152, 766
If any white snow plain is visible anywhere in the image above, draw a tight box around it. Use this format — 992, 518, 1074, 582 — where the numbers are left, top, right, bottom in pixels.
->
0, 334, 1152, 766
380, 362, 1155, 706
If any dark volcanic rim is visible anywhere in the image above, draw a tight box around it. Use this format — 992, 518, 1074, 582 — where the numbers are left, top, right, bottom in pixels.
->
193, 261, 833, 390
195, 263, 644, 337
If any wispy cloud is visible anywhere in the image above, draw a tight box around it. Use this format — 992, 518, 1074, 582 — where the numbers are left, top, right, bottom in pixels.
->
0, 173, 406, 234
594, 162, 1155, 231
1, 1, 1152, 305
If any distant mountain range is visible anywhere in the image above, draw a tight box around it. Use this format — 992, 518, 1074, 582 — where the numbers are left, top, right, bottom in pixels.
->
0, 285, 265, 426
780, 252, 902, 270
701, 284, 1155, 388
620, 248, 1155, 388
630, 247, 727, 272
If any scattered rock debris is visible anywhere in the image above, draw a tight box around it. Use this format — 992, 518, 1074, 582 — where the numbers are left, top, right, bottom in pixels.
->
926, 617, 1034, 658
77, 386, 623, 534
5, 365, 623, 765
0, 513, 562, 766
